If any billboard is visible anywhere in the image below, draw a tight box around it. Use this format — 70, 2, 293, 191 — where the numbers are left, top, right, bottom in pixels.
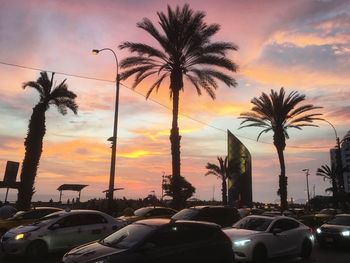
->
3, 161, 19, 187
227, 130, 252, 207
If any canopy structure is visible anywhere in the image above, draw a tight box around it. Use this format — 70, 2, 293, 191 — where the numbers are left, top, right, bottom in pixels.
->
57, 184, 88, 203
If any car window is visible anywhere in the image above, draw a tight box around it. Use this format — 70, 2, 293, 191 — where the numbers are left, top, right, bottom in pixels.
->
233, 217, 272, 231
149, 208, 175, 216
271, 219, 299, 232
328, 216, 350, 226
171, 208, 199, 220
55, 215, 81, 228
80, 213, 108, 225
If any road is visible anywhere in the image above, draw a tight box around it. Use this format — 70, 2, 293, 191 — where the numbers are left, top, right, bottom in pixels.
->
0, 244, 349, 262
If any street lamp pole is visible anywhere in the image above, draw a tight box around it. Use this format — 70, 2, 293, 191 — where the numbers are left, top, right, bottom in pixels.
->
302, 169, 310, 205
92, 48, 120, 214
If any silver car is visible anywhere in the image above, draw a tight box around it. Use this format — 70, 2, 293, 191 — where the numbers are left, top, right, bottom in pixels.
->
0, 209, 126, 257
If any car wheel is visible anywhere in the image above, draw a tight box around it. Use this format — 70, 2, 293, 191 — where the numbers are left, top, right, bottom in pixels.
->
252, 244, 267, 263
26, 240, 48, 258
300, 239, 312, 259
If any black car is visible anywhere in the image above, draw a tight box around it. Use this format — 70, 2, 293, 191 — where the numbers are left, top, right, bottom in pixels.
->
316, 214, 350, 247
171, 206, 240, 228
62, 219, 234, 263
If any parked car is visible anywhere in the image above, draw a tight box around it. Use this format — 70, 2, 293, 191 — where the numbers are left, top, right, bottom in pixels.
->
224, 215, 314, 262
171, 206, 240, 228
299, 208, 342, 229
0, 209, 126, 257
117, 206, 177, 224
62, 218, 235, 263
0, 207, 62, 237
316, 214, 350, 247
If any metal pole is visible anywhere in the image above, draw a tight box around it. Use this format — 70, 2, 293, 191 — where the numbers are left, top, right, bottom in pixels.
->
302, 169, 310, 204
4, 188, 9, 203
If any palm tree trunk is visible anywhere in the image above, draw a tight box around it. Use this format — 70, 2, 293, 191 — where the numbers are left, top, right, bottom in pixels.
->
332, 177, 339, 208
222, 178, 227, 205
274, 132, 288, 211
170, 88, 181, 209
18, 104, 46, 210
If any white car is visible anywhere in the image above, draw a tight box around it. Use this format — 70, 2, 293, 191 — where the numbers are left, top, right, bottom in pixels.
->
0, 209, 126, 257
223, 215, 314, 262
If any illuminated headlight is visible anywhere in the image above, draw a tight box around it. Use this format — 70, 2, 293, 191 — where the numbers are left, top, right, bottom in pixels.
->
316, 228, 322, 234
341, 230, 350, 237
15, 233, 31, 240
234, 239, 251, 247
309, 235, 315, 241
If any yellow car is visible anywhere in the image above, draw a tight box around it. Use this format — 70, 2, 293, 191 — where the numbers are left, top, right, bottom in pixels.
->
0, 207, 62, 236
117, 206, 177, 224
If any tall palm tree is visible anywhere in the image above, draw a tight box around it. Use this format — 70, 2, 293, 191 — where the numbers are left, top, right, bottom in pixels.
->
239, 87, 322, 211
18, 71, 78, 210
205, 156, 228, 205
119, 4, 238, 209
316, 164, 338, 207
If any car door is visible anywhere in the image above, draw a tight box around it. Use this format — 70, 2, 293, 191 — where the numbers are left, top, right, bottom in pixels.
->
78, 213, 111, 244
265, 219, 290, 257
48, 214, 82, 250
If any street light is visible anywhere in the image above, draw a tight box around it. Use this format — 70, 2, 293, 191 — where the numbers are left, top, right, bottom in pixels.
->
302, 169, 310, 205
92, 48, 120, 214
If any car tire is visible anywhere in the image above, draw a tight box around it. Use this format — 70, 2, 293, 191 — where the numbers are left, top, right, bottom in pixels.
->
300, 239, 312, 259
252, 244, 267, 263
26, 240, 48, 258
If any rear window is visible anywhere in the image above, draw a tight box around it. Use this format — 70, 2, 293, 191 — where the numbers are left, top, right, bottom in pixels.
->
171, 208, 200, 220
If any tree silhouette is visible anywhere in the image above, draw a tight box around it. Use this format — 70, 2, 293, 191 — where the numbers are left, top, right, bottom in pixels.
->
18, 72, 78, 210
205, 156, 228, 205
316, 164, 339, 207
239, 88, 322, 211
119, 4, 237, 209
162, 174, 195, 206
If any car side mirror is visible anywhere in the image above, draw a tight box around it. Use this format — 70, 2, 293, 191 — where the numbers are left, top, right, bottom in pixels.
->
49, 223, 60, 230
272, 228, 283, 235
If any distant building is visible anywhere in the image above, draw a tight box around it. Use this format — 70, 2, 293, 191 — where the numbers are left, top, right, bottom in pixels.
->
330, 131, 350, 193
227, 130, 252, 207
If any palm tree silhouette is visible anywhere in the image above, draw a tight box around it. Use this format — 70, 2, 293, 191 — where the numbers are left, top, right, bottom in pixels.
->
18, 71, 78, 210
239, 88, 322, 211
316, 164, 338, 207
205, 156, 229, 205
119, 4, 238, 209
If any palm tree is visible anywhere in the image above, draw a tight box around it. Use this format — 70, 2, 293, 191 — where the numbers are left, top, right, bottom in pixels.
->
205, 156, 229, 205
17, 71, 78, 210
239, 87, 322, 211
119, 4, 237, 209
316, 164, 338, 207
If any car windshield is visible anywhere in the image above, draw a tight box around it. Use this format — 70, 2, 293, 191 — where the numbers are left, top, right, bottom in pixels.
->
233, 217, 272, 231
327, 216, 350, 226
134, 207, 152, 217
171, 208, 199, 220
101, 224, 153, 249
31, 214, 61, 225
319, 209, 334, 215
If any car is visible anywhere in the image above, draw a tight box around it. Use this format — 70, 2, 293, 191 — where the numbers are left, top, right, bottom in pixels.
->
316, 214, 350, 247
299, 208, 342, 230
0, 207, 62, 237
171, 205, 240, 228
62, 218, 235, 263
117, 206, 177, 225
223, 215, 314, 262
0, 209, 126, 257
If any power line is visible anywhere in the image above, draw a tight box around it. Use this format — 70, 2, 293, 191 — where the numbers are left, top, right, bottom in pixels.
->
0, 60, 333, 149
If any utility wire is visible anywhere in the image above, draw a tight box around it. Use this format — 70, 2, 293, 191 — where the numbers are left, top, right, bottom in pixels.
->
0, 60, 334, 149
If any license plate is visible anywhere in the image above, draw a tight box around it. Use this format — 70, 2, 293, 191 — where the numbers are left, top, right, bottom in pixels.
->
325, 237, 333, 242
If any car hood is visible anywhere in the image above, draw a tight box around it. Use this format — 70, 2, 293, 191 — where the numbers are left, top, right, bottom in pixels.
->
8, 224, 41, 234
224, 228, 261, 240
321, 224, 350, 231
64, 241, 127, 262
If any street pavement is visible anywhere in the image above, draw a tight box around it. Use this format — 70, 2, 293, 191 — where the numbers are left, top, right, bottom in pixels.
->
0, 244, 349, 262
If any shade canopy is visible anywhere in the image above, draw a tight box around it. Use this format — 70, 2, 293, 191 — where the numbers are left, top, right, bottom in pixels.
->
57, 184, 88, 192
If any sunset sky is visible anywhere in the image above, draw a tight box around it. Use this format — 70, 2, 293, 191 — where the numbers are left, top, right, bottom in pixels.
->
1, 0, 349, 204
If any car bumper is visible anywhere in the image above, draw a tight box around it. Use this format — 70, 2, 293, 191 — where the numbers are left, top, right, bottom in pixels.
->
0, 238, 29, 255
232, 243, 253, 261
317, 234, 350, 247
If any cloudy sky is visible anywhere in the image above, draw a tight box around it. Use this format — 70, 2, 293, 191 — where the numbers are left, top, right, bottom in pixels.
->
1, 0, 349, 203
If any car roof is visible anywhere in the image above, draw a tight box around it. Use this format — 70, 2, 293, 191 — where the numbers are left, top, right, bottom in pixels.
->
335, 213, 350, 217
46, 209, 108, 217
245, 214, 296, 221
189, 205, 235, 210
135, 218, 220, 228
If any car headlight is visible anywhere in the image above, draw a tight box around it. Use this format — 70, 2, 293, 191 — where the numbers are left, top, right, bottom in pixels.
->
316, 228, 321, 234
341, 230, 350, 237
234, 239, 251, 247
15, 232, 31, 240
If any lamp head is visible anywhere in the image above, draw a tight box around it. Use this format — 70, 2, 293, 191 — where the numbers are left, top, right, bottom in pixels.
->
92, 49, 100, 55
302, 169, 309, 172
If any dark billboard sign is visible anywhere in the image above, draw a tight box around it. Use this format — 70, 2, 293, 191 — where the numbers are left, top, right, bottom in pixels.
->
3, 161, 19, 187
227, 130, 252, 207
